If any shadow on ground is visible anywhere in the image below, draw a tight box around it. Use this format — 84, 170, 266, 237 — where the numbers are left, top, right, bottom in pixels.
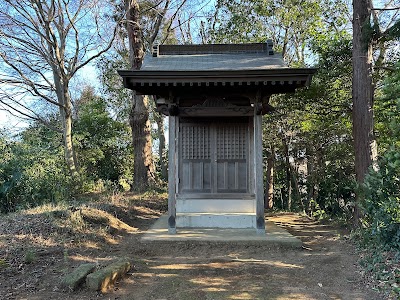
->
0, 196, 381, 300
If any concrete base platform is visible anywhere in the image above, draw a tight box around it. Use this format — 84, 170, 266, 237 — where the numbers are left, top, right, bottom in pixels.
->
176, 213, 256, 228
141, 215, 302, 248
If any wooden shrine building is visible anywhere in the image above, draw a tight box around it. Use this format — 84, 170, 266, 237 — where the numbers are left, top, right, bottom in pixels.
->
119, 42, 315, 234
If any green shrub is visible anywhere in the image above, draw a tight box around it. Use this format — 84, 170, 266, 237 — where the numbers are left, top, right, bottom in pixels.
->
0, 126, 73, 213
362, 147, 400, 249
361, 65, 400, 249
74, 89, 134, 191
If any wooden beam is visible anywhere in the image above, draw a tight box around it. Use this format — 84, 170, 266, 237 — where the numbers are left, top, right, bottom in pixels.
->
168, 115, 177, 234
254, 109, 265, 234
179, 106, 254, 117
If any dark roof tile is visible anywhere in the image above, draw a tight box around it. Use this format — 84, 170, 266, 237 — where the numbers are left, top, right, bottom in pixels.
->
142, 53, 286, 71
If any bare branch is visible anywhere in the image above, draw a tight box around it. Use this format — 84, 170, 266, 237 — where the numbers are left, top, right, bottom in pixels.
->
161, 0, 188, 44
64, 0, 81, 76
0, 95, 62, 133
0, 105, 34, 123
168, 0, 213, 32
374, 65, 396, 71
140, 0, 164, 15
72, 24, 118, 76
149, 0, 170, 46
0, 53, 63, 108
371, 7, 400, 11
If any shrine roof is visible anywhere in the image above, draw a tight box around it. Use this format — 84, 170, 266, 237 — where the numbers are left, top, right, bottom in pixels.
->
118, 42, 316, 97
141, 42, 285, 71
141, 53, 285, 71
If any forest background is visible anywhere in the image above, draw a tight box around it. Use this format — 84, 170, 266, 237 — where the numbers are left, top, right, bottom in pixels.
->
0, 0, 399, 295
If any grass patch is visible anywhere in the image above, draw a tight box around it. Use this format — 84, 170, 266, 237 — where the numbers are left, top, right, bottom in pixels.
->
24, 249, 36, 264
0, 190, 167, 271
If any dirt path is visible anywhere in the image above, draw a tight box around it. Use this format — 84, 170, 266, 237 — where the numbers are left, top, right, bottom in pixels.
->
0, 198, 381, 300
106, 214, 380, 300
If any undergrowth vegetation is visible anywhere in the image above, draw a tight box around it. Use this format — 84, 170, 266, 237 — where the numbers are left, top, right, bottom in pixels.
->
356, 65, 400, 298
0, 89, 138, 214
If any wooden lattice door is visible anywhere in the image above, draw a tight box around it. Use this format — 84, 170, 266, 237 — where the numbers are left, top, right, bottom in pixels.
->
179, 119, 249, 194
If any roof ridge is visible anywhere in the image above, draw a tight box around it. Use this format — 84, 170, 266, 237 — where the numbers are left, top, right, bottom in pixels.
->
152, 41, 274, 57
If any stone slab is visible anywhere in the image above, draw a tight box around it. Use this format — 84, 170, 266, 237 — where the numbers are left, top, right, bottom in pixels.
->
141, 214, 302, 248
86, 260, 131, 293
61, 263, 96, 291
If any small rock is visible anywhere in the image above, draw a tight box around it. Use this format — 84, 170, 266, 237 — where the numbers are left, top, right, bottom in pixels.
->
61, 263, 96, 291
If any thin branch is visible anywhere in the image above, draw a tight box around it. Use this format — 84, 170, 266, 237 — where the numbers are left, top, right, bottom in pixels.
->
161, 0, 188, 44
64, 0, 81, 75
374, 65, 396, 71
1, 78, 53, 93
71, 24, 118, 77
149, 0, 170, 46
0, 97, 62, 133
371, 7, 400, 11
168, 0, 213, 32
0, 43, 55, 89
0, 105, 34, 122
140, 0, 164, 14
0, 53, 64, 108
2, 2, 50, 43
1, 102, 62, 134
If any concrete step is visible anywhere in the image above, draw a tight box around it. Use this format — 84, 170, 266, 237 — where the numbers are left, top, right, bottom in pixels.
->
141, 215, 303, 248
176, 213, 256, 229
176, 199, 255, 213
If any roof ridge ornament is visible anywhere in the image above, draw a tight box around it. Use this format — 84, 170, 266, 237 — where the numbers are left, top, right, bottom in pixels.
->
152, 43, 159, 57
266, 39, 274, 55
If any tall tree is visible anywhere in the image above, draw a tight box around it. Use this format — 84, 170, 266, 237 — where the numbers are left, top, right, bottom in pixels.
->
124, 0, 177, 190
114, 0, 207, 190
352, 0, 377, 223
352, 0, 399, 223
0, 0, 116, 179
125, 0, 155, 191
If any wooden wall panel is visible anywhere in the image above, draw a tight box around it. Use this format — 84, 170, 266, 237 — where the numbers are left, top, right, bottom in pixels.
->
179, 120, 249, 195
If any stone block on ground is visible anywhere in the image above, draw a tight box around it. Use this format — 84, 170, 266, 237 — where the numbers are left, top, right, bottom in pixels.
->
61, 263, 96, 291
86, 259, 131, 293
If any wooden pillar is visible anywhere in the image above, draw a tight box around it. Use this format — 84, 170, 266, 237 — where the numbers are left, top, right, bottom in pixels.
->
168, 115, 177, 234
254, 111, 265, 234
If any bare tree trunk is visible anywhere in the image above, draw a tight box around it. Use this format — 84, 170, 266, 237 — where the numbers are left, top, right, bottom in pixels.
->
282, 137, 292, 211
53, 71, 80, 179
306, 145, 314, 214
265, 147, 274, 209
154, 109, 167, 180
306, 145, 321, 215
291, 164, 302, 211
129, 94, 155, 191
125, 0, 155, 191
126, 0, 144, 70
287, 180, 292, 211
60, 98, 79, 179
352, 0, 378, 225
